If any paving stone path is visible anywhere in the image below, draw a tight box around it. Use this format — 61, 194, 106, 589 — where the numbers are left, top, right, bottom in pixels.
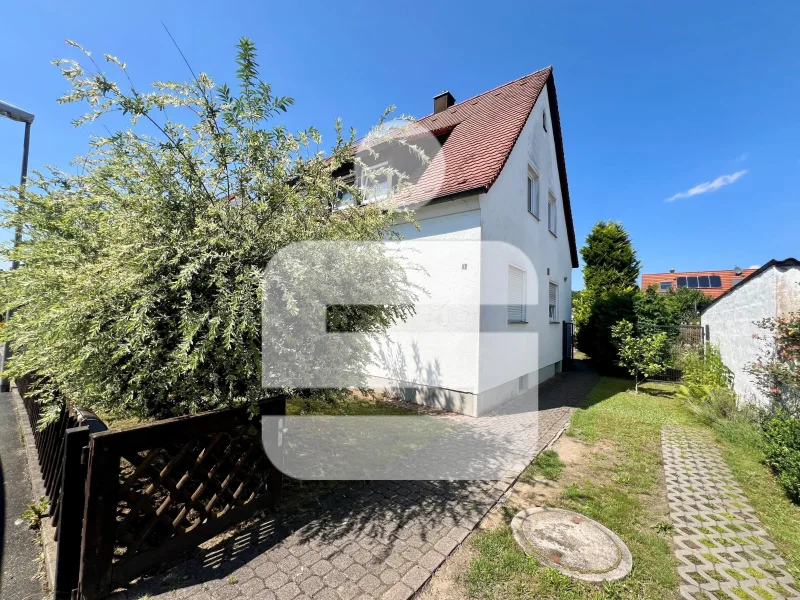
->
112, 368, 599, 600
662, 427, 799, 600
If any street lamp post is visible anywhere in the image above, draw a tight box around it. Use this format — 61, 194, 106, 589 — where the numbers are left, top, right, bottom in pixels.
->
0, 101, 35, 393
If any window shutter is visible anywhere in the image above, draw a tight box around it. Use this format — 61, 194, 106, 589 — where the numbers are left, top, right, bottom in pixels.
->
508, 266, 525, 322
548, 282, 558, 321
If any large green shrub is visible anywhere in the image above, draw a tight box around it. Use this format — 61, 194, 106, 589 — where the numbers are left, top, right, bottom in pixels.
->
762, 411, 800, 503
577, 289, 637, 373
0, 39, 417, 423
575, 221, 641, 372
580, 221, 641, 292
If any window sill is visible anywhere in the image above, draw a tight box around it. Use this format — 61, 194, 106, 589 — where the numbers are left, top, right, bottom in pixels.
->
528, 210, 540, 221
549, 230, 558, 238
508, 320, 529, 325
549, 320, 560, 324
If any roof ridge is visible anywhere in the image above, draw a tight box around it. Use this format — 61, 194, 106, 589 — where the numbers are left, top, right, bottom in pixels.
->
417, 66, 553, 121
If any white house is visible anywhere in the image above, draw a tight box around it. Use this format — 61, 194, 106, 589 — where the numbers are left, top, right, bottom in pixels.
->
701, 258, 800, 407
342, 68, 579, 416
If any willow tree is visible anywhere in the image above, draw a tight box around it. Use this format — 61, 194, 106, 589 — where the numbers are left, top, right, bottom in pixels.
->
0, 39, 418, 422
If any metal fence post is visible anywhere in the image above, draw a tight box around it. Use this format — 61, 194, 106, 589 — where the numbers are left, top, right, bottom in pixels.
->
260, 396, 286, 510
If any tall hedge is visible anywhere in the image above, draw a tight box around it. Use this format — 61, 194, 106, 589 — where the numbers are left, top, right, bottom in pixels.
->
0, 39, 418, 423
576, 221, 641, 373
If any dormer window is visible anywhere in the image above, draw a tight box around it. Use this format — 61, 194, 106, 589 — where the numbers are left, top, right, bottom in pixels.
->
360, 161, 392, 203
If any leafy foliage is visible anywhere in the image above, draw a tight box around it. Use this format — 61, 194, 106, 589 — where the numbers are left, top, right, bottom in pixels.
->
580, 220, 641, 293
577, 289, 637, 373
0, 39, 419, 422
21, 496, 49, 530
636, 285, 712, 330
611, 319, 668, 392
576, 221, 641, 372
762, 411, 800, 504
749, 312, 800, 503
750, 312, 800, 417
675, 344, 747, 427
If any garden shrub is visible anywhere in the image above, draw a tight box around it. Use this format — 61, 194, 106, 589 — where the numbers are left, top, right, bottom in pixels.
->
611, 319, 668, 392
576, 289, 637, 374
762, 410, 800, 503
676, 344, 744, 426
0, 39, 419, 423
680, 344, 733, 389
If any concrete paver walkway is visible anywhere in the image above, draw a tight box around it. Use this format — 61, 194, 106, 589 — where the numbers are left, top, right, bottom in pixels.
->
662, 427, 799, 600
113, 368, 599, 600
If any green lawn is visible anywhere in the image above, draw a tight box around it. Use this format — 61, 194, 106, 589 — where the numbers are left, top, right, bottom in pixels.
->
520, 449, 565, 483
466, 377, 800, 599
286, 394, 415, 416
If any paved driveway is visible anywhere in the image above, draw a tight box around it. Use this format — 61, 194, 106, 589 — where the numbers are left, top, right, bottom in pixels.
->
113, 368, 600, 600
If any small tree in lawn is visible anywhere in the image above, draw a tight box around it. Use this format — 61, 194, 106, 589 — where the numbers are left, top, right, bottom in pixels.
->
612, 320, 668, 393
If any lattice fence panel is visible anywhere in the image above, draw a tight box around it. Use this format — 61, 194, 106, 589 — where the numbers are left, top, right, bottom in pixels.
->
112, 421, 272, 565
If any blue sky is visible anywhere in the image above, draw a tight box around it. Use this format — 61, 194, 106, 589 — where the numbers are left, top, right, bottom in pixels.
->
1, 0, 798, 288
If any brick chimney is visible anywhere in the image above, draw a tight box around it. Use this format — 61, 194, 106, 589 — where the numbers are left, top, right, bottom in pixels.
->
434, 91, 456, 114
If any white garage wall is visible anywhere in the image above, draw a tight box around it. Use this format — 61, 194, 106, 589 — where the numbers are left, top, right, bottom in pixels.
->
701, 268, 777, 407
477, 83, 573, 408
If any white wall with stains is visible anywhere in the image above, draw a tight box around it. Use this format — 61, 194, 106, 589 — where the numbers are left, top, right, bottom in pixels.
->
701, 263, 800, 407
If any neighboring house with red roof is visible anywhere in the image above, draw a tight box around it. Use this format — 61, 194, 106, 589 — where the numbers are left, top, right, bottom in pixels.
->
341, 68, 578, 416
641, 267, 758, 299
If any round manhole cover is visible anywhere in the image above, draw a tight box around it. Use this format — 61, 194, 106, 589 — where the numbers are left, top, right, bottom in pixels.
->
511, 507, 632, 582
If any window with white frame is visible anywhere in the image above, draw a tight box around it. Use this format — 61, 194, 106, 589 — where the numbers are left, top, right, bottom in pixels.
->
547, 191, 557, 235
508, 265, 526, 323
527, 167, 540, 219
548, 281, 559, 322
360, 161, 391, 202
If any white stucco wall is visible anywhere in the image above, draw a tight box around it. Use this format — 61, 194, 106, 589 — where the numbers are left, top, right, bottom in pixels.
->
477, 83, 573, 406
777, 265, 800, 318
366, 84, 575, 415
701, 268, 778, 406
367, 198, 482, 404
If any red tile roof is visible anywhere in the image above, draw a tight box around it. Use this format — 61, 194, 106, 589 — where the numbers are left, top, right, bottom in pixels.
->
642, 268, 759, 299
398, 68, 551, 202
357, 67, 578, 267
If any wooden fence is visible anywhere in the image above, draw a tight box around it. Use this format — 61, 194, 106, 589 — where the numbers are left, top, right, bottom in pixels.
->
16, 376, 107, 532
17, 379, 285, 600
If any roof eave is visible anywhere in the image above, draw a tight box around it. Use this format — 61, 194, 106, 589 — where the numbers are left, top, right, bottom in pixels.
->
700, 258, 800, 314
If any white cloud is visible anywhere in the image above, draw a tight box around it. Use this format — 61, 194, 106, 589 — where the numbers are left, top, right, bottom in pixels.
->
665, 170, 748, 203
736, 153, 749, 162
